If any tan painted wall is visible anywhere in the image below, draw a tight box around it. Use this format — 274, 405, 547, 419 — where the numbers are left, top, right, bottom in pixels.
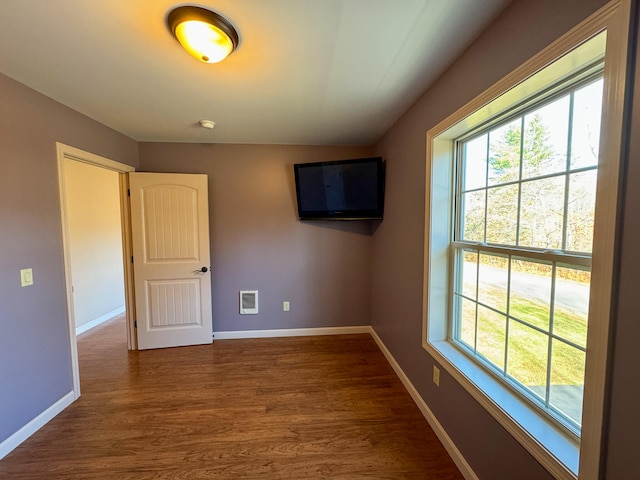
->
63, 159, 124, 330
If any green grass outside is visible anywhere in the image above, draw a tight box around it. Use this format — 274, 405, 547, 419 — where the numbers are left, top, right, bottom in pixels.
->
459, 289, 587, 388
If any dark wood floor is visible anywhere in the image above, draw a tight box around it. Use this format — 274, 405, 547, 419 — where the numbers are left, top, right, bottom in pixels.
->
0, 315, 463, 479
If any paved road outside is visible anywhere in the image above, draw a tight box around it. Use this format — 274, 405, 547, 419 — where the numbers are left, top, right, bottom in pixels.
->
466, 262, 590, 316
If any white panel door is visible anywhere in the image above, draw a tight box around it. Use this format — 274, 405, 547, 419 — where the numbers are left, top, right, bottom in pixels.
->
129, 172, 213, 350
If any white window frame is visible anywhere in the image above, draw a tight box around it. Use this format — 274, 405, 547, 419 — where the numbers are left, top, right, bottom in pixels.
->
451, 73, 602, 436
422, 2, 630, 479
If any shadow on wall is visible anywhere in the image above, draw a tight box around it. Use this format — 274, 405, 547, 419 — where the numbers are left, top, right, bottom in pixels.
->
298, 219, 381, 236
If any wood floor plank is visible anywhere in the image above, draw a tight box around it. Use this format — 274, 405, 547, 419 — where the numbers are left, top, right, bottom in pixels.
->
0, 315, 463, 479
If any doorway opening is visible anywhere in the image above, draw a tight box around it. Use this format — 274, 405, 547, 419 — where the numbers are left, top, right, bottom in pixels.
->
57, 142, 136, 399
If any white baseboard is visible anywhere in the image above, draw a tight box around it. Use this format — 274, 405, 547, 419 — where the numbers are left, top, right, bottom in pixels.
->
213, 325, 371, 340
0, 391, 75, 460
369, 329, 478, 480
76, 305, 125, 336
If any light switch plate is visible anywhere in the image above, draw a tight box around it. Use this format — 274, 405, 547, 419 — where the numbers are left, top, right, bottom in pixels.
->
20, 268, 34, 287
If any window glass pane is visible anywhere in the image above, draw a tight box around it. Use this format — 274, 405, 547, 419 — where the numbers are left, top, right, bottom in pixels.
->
553, 267, 590, 348
488, 119, 521, 185
460, 250, 478, 299
507, 320, 549, 401
550, 339, 585, 426
522, 95, 570, 179
461, 190, 485, 242
477, 305, 506, 371
486, 184, 518, 245
509, 259, 552, 331
478, 253, 508, 313
571, 79, 604, 169
463, 134, 488, 191
450, 69, 603, 437
519, 176, 565, 249
566, 170, 597, 253
459, 296, 477, 349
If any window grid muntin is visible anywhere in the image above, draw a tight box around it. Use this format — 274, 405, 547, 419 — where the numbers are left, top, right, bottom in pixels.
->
453, 291, 587, 353
455, 71, 603, 152
483, 136, 489, 242
461, 168, 599, 251
457, 76, 602, 236
451, 241, 592, 267
457, 83, 602, 253
544, 262, 559, 410
462, 163, 598, 195
452, 253, 588, 353
515, 116, 525, 245
451, 248, 587, 435
452, 305, 581, 433
561, 93, 576, 250
450, 75, 602, 437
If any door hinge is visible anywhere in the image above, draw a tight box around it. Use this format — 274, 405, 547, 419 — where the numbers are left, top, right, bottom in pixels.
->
134, 320, 137, 328
131, 256, 134, 263
128, 188, 130, 197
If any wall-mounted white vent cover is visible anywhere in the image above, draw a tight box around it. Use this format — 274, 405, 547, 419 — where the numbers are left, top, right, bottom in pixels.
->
240, 290, 258, 314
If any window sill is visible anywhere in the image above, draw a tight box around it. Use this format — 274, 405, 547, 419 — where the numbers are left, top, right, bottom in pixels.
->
425, 339, 579, 479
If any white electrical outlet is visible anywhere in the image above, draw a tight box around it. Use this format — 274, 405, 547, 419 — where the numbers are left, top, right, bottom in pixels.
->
283, 301, 290, 311
433, 365, 440, 387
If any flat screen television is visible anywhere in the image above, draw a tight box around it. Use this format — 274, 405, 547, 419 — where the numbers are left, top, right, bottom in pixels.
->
293, 157, 385, 221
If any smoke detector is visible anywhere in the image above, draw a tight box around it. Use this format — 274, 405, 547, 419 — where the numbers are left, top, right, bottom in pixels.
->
199, 120, 215, 129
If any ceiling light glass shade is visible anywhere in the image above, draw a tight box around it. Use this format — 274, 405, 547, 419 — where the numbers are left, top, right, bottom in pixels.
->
168, 6, 239, 64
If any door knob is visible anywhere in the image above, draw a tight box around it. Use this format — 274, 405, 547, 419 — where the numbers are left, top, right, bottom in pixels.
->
194, 266, 209, 273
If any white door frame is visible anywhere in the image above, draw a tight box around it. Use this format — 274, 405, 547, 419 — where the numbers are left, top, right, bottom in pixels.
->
56, 142, 136, 399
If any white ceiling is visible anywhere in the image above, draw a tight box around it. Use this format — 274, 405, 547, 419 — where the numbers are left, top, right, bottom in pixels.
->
0, 0, 511, 145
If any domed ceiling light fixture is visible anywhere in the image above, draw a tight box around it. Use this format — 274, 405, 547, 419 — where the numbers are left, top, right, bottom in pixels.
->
167, 6, 239, 64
